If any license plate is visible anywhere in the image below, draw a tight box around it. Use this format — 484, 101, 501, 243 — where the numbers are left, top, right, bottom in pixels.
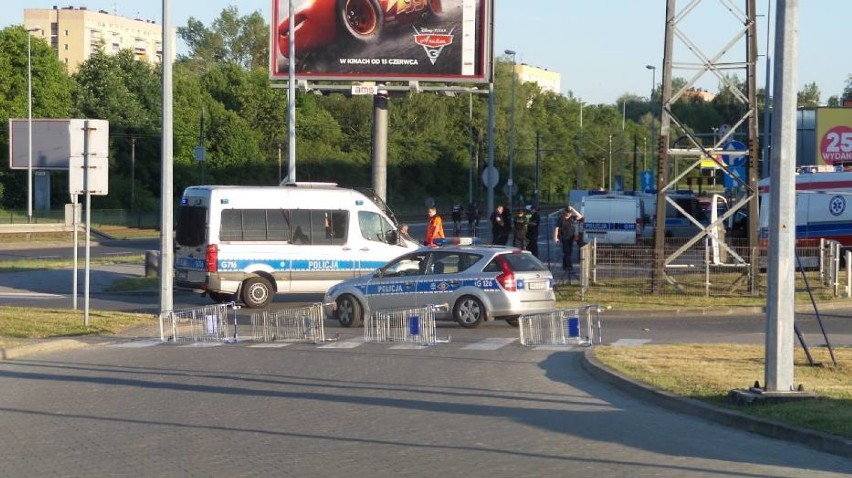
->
527, 280, 546, 290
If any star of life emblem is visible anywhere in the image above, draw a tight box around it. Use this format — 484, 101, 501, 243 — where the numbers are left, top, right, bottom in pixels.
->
413, 26, 454, 65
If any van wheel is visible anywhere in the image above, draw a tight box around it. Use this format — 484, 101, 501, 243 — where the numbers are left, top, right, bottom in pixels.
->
453, 296, 485, 328
208, 291, 234, 304
241, 277, 273, 309
336, 294, 363, 327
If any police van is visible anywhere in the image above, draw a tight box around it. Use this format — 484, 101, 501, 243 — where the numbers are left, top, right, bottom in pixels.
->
174, 183, 419, 308
580, 195, 645, 245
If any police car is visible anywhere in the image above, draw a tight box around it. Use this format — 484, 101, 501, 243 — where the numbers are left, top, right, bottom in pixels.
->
324, 242, 556, 328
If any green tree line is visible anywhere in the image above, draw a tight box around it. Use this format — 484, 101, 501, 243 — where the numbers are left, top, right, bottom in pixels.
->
1, 7, 850, 216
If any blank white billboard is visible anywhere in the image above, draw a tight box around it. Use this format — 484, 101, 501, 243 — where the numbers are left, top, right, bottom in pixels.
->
8, 119, 109, 170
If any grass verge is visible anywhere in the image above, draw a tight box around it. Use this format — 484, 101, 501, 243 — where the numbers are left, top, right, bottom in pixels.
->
594, 344, 852, 439
105, 277, 158, 292
0, 254, 144, 272
556, 280, 851, 311
0, 307, 155, 349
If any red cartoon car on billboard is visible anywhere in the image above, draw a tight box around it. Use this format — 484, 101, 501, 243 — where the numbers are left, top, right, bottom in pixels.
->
278, 0, 444, 58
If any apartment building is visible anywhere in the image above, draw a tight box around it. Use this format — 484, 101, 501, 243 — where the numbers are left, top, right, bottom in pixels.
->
23, 6, 173, 73
513, 63, 562, 95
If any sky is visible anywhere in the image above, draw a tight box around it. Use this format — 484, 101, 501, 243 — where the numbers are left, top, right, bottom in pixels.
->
5, 0, 850, 105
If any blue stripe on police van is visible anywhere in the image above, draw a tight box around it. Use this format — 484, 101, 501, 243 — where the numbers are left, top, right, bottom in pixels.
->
584, 222, 637, 231
214, 259, 387, 272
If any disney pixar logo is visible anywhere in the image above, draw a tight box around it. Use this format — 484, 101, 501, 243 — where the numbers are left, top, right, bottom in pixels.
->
413, 26, 454, 65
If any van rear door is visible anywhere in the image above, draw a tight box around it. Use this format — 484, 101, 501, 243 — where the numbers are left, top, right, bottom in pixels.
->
175, 193, 210, 289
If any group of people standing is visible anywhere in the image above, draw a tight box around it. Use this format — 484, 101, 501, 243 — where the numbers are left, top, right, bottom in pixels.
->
490, 204, 583, 269
421, 202, 584, 272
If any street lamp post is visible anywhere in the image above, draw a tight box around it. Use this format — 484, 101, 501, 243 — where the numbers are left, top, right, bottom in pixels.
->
26, 26, 41, 223
505, 49, 517, 211
645, 65, 656, 171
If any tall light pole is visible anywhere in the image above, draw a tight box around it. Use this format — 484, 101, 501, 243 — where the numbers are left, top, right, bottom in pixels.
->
26, 26, 41, 223
505, 49, 517, 210
645, 64, 656, 171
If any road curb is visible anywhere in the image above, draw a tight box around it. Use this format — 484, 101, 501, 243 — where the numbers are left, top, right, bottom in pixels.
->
581, 348, 852, 459
601, 299, 852, 319
0, 339, 90, 361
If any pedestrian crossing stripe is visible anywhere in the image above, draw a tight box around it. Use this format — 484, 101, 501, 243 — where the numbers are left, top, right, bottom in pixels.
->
102, 337, 587, 350
461, 338, 517, 350
388, 343, 432, 349
108, 340, 163, 348
318, 338, 364, 349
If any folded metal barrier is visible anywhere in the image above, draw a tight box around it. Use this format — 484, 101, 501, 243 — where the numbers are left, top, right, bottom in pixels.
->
365, 304, 450, 346
249, 303, 333, 344
519, 305, 602, 346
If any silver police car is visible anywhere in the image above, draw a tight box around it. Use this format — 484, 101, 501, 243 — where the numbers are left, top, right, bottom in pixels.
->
324, 244, 556, 328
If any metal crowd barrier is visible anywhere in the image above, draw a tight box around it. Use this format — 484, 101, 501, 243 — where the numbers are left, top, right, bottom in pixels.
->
518, 305, 602, 347
163, 302, 240, 343
365, 304, 450, 346
250, 303, 331, 344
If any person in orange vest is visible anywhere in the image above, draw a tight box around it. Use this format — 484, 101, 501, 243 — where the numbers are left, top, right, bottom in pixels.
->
424, 206, 445, 246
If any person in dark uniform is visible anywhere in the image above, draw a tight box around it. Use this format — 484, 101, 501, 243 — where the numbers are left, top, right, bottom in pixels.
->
525, 205, 540, 257
467, 201, 481, 237
451, 201, 463, 236
553, 205, 583, 271
490, 204, 510, 245
512, 208, 528, 249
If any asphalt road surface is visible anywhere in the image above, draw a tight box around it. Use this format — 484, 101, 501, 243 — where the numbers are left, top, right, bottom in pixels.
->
0, 334, 849, 477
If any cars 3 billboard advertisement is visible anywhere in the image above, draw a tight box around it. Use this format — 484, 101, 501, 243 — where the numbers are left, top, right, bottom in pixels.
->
270, 0, 492, 83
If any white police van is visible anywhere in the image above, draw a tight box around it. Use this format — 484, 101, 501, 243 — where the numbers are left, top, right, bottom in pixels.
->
580, 195, 645, 245
174, 183, 419, 308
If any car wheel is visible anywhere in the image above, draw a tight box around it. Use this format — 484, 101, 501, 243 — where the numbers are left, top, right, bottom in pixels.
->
337, 0, 383, 43
336, 294, 363, 328
453, 295, 485, 328
208, 291, 234, 304
505, 317, 519, 328
241, 277, 273, 309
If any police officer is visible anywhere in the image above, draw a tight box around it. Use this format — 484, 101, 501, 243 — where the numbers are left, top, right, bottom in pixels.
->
553, 205, 583, 270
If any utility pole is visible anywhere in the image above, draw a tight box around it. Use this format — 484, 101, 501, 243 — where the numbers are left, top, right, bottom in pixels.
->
130, 136, 136, 211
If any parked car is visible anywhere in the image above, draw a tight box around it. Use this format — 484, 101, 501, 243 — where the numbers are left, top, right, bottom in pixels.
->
277, 0, 444, 58
324, 244, 556, 328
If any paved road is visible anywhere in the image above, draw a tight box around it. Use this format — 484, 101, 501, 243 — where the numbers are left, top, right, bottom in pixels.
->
0, 336, 850, 477
1, 243, 850, 475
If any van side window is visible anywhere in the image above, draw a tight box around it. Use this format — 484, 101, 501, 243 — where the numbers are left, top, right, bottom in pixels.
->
220, 209, 244, 241
359, 211, 394, 244
291, 209, 349, 245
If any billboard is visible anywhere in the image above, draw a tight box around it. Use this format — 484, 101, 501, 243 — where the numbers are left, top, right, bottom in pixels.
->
9, 119, 109, 170
270, 0, 493, 83
815, 107, 852, 165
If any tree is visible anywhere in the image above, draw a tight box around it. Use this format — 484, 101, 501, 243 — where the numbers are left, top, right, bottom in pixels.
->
0, 27, 74, 209
178, 6, 269, 71
797, 81, 820, 108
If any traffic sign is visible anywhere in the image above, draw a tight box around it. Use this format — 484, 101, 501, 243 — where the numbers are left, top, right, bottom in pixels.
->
482, 166, 499, 188
502, 183, 517, 198
722, 140, 747, 166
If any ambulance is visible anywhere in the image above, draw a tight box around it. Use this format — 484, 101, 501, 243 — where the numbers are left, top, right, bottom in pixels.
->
758, 166, 852, 250
174, 183, 420, 308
